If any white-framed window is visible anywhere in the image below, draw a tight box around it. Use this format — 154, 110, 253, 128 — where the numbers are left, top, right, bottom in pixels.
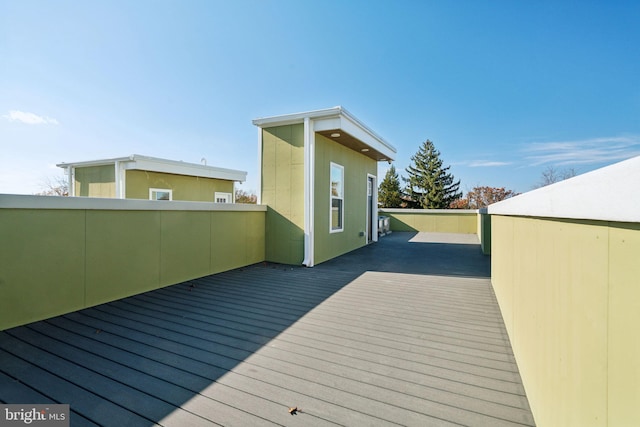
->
149, 188, 172, 201
214, 192, 232, 203
330, 162, 344, 232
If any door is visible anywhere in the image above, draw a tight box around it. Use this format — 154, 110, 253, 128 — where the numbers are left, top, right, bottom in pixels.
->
367, 176, 375, 243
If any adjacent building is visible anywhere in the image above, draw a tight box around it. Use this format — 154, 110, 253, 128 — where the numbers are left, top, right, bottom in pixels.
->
57, 154, 247, 203
253, 106, 396, 267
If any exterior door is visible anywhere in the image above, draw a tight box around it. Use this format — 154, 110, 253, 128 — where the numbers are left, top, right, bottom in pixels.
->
367, 176, 375, 243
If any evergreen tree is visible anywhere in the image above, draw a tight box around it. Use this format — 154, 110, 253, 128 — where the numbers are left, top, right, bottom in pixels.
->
378, 165, 403, 208
404, 140, 462, 209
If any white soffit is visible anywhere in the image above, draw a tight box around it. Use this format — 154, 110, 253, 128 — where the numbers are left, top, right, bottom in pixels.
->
252, 106, 397, 161
57, 155, 247, 182
488, 155, 640, 223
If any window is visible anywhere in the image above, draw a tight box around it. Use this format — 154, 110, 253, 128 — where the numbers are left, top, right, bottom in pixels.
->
149, 188, 172, 201
330, 163, 344, 232
215, 192, 232, 203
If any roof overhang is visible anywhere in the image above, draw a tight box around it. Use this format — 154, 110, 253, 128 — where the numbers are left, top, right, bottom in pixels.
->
57, 154, 247, 182
252, 106, 396, 162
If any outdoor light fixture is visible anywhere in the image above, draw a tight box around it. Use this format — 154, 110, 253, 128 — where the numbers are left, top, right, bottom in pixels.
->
361, 148, 370, 152
331, 132, 341, 138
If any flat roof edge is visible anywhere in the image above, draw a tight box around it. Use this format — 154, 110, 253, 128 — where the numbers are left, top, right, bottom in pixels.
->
252, 106, 397, 158
57, 154, 247, 182
252, 106, 342, 126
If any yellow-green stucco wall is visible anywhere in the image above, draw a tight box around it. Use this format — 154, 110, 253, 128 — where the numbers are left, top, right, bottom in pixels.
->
73, 166, 235, 201
0, 207, 265, 331
74, 165, 115, 197
380, 210, 478, 234
125, 170, 234, 201
491, 215, 640, 427
260, 124, 305, 264
313, 134, 376, 265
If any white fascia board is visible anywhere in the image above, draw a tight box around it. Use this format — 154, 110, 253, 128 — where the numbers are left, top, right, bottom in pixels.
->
488, 155, 640, 223
253, 106, 397, 161
0, 194, 267, 211
252, 106, 342, 127
338, 107, 397, 160
314, 114, 396, 161
124, 156, 247, 182
56, 156, 130, 169
57, 155, 247, 182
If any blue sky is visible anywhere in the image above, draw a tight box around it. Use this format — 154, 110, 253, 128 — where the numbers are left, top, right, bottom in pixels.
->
1, 0, 639, 195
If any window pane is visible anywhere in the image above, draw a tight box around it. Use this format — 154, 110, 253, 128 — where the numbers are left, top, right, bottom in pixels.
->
153, 191, 170, 200
331, 165, 343, 198
214, 192, 232, 203
331, 198, 342, 230
330, 163, 344, 232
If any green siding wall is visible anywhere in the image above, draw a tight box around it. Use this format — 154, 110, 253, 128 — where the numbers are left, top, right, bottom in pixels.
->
261, 124, 305, 264
75, 165, 116, 197
491, 215, 640, 427
0, 206, 265, 331
314, 134, 376, 265
478, 212, 491, 254
125, 170, 234, 201
380, 210, 478, 234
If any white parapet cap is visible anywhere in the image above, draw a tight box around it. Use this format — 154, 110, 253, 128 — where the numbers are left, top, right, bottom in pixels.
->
488, 155, 640, 223
252, 106, 397, 161
56, 154, 247, 182
0, 194, 266, 211
379, 208, 479, 214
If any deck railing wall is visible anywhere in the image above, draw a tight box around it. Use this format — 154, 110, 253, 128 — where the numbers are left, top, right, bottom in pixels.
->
0, 195, 266, 331
490, 215, 639, 426
378, 208, 491, 253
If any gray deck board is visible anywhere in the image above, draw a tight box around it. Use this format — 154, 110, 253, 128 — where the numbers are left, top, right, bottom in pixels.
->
0, 232, 535, 426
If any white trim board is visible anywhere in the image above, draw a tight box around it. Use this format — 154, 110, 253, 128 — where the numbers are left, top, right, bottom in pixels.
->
57, 154, 247, 182
253, 106, 396, 161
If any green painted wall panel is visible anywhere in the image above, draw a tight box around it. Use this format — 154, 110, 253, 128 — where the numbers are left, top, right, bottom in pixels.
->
0, 209, 86, 330
211, 211, 245, 273
382, 211, 477, 234
125, 170, 233, 201
491, 215, 639, 427
85, 210, 161, 306
313, 134, 376, 265
490, 216, 514, 337
0, 206, 265, 331
607, 223, 640, 427
160, 211, 211, 285
211, 211, 265, 273
261, 125, 305, 265
75, 165, 115, 197
244, 212, 266, 265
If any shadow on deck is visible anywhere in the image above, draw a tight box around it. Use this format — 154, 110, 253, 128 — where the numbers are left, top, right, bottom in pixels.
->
0, 232, 534, 426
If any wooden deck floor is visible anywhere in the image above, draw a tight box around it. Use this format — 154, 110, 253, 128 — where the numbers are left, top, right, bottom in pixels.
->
0, 232, 534, 426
